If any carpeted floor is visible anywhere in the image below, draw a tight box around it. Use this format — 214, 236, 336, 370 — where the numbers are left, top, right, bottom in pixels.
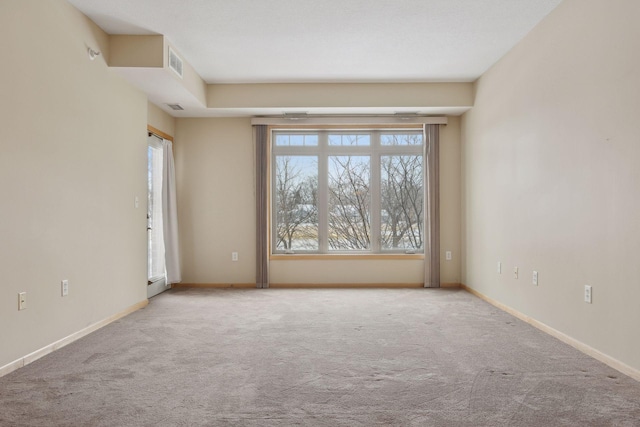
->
1, 288, 639, 426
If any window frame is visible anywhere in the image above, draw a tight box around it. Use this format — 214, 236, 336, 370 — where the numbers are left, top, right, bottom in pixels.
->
270, 126, 425, 256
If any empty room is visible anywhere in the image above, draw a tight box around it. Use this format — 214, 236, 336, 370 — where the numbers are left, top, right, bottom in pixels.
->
1, 0, 639, 425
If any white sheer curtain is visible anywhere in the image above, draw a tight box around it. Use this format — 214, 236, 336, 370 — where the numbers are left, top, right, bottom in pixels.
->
162, 139, 182, 284
148, 136, 165, 281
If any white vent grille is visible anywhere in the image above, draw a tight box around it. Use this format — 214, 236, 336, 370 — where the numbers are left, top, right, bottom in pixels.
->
166, 103, 184, 111
168, 47, 183, 78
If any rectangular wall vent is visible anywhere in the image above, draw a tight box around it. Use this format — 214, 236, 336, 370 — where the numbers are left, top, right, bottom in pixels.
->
166, 103, 184, 111
168, 47, 183, 78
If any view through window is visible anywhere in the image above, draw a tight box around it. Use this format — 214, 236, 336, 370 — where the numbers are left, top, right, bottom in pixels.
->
272, 129, 424, 254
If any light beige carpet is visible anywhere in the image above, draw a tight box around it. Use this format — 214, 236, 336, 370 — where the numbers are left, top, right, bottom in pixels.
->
1, 288, 639, 426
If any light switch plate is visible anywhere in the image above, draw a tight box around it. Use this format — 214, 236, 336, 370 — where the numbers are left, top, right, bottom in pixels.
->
18, 292, 27, 310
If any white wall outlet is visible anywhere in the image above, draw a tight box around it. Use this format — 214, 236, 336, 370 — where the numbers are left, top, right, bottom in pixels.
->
584, 285, 592, 303
497, 262, 501, 274
532, 271, 538, 286
18, 292, 27, 310
134, 196, 139, 209
445, 251, 452, 261
232, 252, 238, 262
61, 280, 69, 297
513, 267, 518, 279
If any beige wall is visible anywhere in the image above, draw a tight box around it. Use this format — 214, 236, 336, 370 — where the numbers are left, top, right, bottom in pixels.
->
208, 83, 473, 110
175, 118, 256, 285
109, 35, 164, 68
176, 117, 461, 285
461, 0, 640, 372
148, 101, 176, 137
269, 259, 424, 285
0, 0, 148, 369
440, 116, 461, 284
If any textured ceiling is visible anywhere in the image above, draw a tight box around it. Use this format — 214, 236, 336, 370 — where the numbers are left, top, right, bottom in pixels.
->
68, 0, 562, 84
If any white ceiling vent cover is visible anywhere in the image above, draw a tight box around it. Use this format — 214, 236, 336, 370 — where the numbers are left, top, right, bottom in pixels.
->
168, 47, 183, 78
166, 103, 184, 111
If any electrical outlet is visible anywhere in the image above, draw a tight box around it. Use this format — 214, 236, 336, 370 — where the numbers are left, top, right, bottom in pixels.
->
514, 267, 518, 279
232, 252, 238, 262
584, 285, 592, 304
18, 292, 27, 310
445, 251, 452, 261
134, 196, 139, 209
61, 280, 69, 297
532, 271, 538, 286
497, 262, 501, 274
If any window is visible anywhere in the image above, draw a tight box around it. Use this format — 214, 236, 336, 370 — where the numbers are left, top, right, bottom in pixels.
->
272, 129, 424, 254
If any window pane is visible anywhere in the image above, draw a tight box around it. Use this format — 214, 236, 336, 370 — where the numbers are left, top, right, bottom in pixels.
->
274, 156, 318, 251
290, 135, 304, 146
328, 134, 370, 146
380, 155, 424, 250
380, 133, 423, 146
275, 134, 318, 146
304, 135, 318, 145
328, 156, 371, 250
275, 135, 290, 146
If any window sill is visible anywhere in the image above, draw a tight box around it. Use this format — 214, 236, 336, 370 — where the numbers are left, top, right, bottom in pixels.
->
270, 254, 424, 261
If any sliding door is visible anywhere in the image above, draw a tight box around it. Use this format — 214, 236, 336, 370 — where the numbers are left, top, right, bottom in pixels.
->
147, 134, 170, 297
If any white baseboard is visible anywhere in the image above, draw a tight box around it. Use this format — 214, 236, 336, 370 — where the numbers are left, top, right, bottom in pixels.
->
461, 284, 640, 382
173, 283, 256, 289
0, 299, 149, 378
270, 283, 425, 288
176, 283, 427, 288
440, 282, 462, 288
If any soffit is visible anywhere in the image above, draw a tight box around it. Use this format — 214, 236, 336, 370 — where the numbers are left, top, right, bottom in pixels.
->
68, 0, 562, 84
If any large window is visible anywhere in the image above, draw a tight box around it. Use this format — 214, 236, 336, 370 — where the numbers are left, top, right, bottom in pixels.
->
272, 129, 424, 254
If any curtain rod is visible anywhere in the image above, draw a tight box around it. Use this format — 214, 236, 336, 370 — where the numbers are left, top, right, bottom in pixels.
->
250, 116, 448, 126
147, 125, 174, 142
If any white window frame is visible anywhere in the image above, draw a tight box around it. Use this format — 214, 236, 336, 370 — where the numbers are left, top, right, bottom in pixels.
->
271, 127, 425, 255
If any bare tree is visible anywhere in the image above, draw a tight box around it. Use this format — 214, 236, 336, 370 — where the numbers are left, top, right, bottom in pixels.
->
274, 156, 318, 250
381, 154, 423, 250
328, 156, 371, 250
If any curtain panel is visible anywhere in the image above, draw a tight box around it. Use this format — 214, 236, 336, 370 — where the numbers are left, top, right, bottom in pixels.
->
162, 139, 182, 284
424, 125, 440, 288
254, 125, 269, 288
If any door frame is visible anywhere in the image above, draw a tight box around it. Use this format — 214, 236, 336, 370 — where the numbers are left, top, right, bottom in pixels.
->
147, 127, 173, 298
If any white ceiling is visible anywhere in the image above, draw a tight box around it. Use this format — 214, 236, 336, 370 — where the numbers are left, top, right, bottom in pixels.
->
68, 0, 562, 84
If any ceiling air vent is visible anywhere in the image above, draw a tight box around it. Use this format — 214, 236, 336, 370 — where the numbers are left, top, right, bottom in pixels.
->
166, 103, 184, 111
168, 47, 183, 78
